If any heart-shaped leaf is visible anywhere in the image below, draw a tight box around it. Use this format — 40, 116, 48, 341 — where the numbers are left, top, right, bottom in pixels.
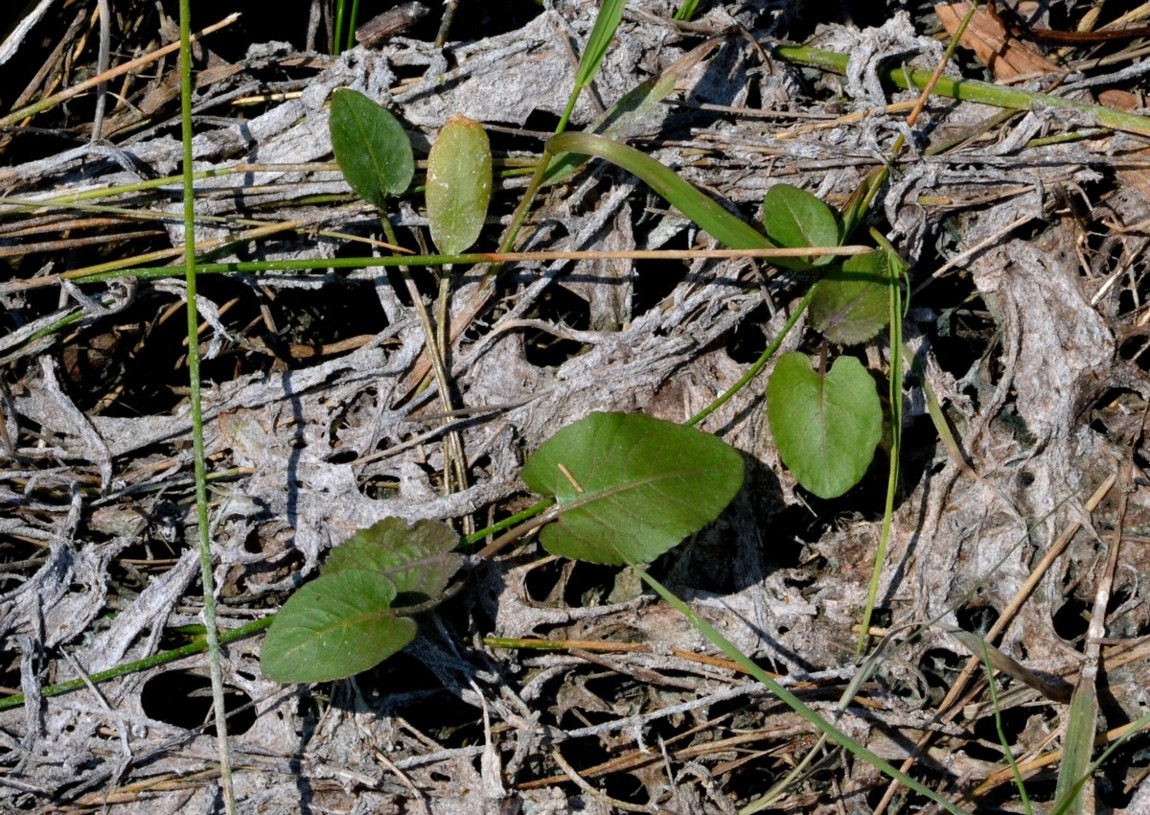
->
329, 88, 414, 209
767, 353, 882, 499
426, 115, 492, 255
326, 517, 461, 601
809, 251, 891, 345
261, 570, 417, 683
521, 412, 744, 565
762, 183, 840, 270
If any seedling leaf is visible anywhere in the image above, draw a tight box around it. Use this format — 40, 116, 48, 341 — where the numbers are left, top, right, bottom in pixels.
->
426, 115, 493, 255
326, 517, 461, 601
809, 251, 891, 345
767, 353, 882, 499
762, 183, 840, 270
329, 88, 415, 208
522, 412, 744, 565
261, 570, 417, 683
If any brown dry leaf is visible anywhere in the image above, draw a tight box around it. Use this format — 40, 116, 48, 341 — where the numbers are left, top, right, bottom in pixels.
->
936, 1, 1061, 79
1093, 88, 1150, 203
938, 4, 1150, 203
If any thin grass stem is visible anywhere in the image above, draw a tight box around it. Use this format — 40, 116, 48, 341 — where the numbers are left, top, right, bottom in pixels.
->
178, 0, 233, 809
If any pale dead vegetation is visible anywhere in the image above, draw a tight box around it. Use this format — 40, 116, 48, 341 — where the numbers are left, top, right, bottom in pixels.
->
2, 0, 1150, 812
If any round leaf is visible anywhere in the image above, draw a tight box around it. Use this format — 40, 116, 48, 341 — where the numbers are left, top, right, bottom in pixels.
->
521, 412, 745, 565
809, 251, 891, 345
766, 353, 882, 499
261, 571, 416, 683
329, 88, 414, 209
762, 183, 840, 270
426, 115, 492, 255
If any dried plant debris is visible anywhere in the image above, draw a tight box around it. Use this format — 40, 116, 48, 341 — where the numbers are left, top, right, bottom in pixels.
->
3, 0, 1150, 811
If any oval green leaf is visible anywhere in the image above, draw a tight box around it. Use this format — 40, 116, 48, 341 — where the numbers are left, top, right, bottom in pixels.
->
766, 353, 882, 499
809, 251, 891, 345
521, 412, 745, 565
762, 183, 841, 270
261, 570, 417, 683
326, 517, 461, 602
426, 115, 492, 255
329, 88, 415, 209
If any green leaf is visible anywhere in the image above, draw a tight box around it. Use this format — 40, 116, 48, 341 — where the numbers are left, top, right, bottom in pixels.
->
521, 412, 744, 565
556, 0, 627, 133
762, 183, 841, 270
767, 353, 882, 499
547, 131, 770, 250
325, 517, 461, 602
329, 88, 415, 209
1055, 682, 1098, 815
426, 115, 493, 255
673, 0, 700, 21
543, 39, 722, 187
809, 251, 891, 345
261, 570, 417, 683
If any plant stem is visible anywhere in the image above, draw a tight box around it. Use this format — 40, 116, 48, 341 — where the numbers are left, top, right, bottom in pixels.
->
857, 237, 905, 654
687, 283, 819, 428
60, 246, 868, 287
178, 0, 234, 807
0, 617, 274, 712
772, 43, 1150, 138
462, 498, 553, 546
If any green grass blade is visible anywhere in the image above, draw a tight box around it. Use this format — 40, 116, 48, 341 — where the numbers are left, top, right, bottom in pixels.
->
630, 565, 968, 815
673, 0, 699, 21
542, 37, 722, 188
0, 616, 275, 712
333, 0, 347, 55
977, 639, 1034, 815
548, 131, 770, 249
1050, 712, 1150, 815
1054, 680, 1098, 814
857, 236, 905, 653
345, 0, 361, 53
555, 0, 626, 134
